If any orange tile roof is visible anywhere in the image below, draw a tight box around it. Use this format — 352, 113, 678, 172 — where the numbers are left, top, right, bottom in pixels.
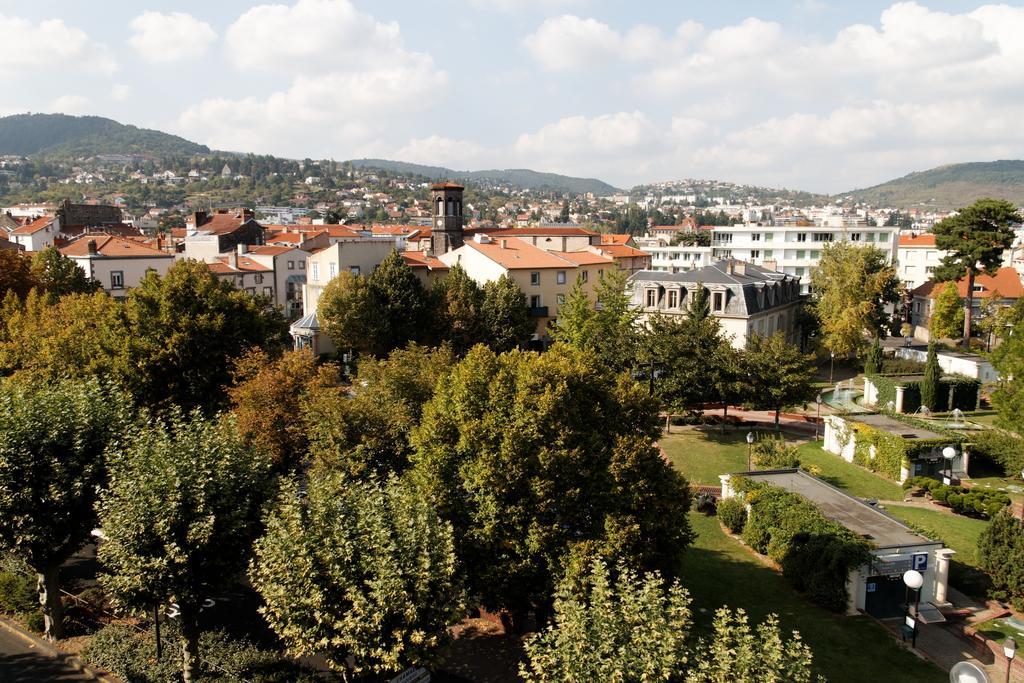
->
195, 212, 260, 235
601, 233, 632, 245
60, 235, 172, 258
11, 216, 54, 235
555, 250, 613, 266
913, 267, 1024, 299
402, 250, 449, 270
479, 226, 598, 237
249, 245, 296, 256
898, 234, 937, 247
595, 244, 649, 259
465, 239, 575, 269
209, 256, 273, 273
431, 182, 464, 190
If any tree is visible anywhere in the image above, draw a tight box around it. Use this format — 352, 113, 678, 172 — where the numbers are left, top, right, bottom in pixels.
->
552, 269, 638, 370
304, 344, 454, 479
410, 346, 694, 621
932, 198, 1021, 350
318, 270, 378, 355
112, 260, 288, 412
30, 246, 100, 297
863, 337, 884, 375
97, 412, 273, 682
0, 380, 127, 639
743, 333, 817, 429
920, 343, 942, 411
431, 263, 485, 353
929, 282, 964, 341
752, 437, 801, 470
0, 251, 36, 300
480, 274, 532, 352
550, 275, 594, 348
251, 473, 460, 677
978, 509, 1024, 610
520, 560, 691, 682
229, 349, 339, 471
369, 249, 431, 354
810, 242, 901, 357
687, 607, 817, 683
557, 199, 571, 223
990, 309, 1024, 434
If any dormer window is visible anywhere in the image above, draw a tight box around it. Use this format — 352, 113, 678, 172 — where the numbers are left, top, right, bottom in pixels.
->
712, 291, 725, 312
646, 289, 657, 308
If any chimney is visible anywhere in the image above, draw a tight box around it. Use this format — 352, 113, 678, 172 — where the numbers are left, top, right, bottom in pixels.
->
237, 243, 248, 255
191, 210, 207, 228
500, 239, 508, 249
87, 239, 97, 255
229, 252, 238, 269
726, 260, 735, 275
735, 261, 746, 276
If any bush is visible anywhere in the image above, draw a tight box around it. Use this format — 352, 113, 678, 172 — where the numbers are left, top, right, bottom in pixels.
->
82, 624, 320, 683
717, 497, 747, 534
978, 509, 1024, 610
903, 476, 1010, 518
969, 430, 1024, 479
752, 438, 800, 470
0, 570, 36, 614
694, 491, 717, 515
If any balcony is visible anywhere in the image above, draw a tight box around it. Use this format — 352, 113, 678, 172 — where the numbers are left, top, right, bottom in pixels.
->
530, 306, 549, 317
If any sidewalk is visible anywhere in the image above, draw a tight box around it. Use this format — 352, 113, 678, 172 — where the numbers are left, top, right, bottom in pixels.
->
0, 616, 116, 682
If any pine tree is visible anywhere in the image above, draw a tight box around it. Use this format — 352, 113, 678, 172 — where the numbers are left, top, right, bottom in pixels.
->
921, 342, 942, 411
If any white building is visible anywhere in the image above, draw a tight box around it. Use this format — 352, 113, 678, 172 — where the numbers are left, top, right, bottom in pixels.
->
896, 233, 947, 290
245, 245, 308, 318
60, 235, 174, 297
634, 234, 713, 272
709, 222, 898, 292
9, 216, 58, 251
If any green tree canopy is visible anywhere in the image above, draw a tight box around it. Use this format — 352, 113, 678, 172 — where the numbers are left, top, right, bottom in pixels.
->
929, 282, 964, 341
0, 251, 37, 300
30, 246, 101, 297
552, 268, 639, 370
410, 345, 694, 620
317, 270, 377, 355
0, 379, 128, 639
251, 473, 460, 677
431, 263, 485, 353
112, 259, 288, 412
991, 309, 1024, 435
920, 343, 942, 411
932, 198, 1021, 349
743, 333, 818, 429
810, 242, 901, 357
97, 412, 273, 682
480, 274, 533, 352
978, 508, 1024, 610
520, 560, 692, 682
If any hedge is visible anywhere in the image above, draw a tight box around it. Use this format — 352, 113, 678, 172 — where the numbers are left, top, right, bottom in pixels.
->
833, 415, 965, 481
902, 476, 1010, 518
717, 497, 746, 534
734, 480, 872, 612
979, 509, 1024, 610
968, 430, 1024, 478
866, 373, 980, 412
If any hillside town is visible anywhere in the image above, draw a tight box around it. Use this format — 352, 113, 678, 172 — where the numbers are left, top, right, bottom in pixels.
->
6, 2, 1024, 683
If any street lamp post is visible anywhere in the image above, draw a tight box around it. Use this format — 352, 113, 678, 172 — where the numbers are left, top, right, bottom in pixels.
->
943, 446, 957, 486
903, 569, 924, 649
829, 351, 836, 384
815, 393, 823, 441
1004, 636, 1017, 683
746, 431, 755, 471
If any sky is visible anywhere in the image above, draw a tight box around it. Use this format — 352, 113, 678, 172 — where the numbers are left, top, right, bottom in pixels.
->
2, 0, 1023, 193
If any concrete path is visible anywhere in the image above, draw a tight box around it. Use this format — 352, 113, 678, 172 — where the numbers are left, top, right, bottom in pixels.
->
0, 617, 109, 682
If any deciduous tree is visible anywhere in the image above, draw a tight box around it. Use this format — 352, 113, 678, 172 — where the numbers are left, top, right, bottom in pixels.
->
0, 251, 36, 300
97, 412, 273, 683
317, 270, 378, 355
30, 246, 100, 297
810, 242, 901, 357
0, 380, 128, 639
431, 263, 485, 353
251, 473, 460, 677
480, 274, 532, 352
743, 333, 817, 429
929, 282, 964, 341
932, 198, 1021, 349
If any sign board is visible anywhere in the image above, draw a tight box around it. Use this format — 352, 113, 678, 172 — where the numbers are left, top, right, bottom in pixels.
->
390, 668, 430, 683
873, 552, 929, 576
912, 553, 928, 571
905, 615, 916, 629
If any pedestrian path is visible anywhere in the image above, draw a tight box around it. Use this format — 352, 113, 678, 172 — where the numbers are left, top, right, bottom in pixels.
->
0, 617, 108, 682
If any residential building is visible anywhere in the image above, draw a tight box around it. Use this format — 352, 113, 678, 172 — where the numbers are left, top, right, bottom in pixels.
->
896, 233, 947, 290
628, 259, 804, 348
635, 233, 713, 273
206, 248, 276, 301
9, 215, 58, 251
301, 238, 401, 314
60, 235, 174, 297
246, 245, 309, 318
183, 209, 265, 260
909, 267, 1024, 341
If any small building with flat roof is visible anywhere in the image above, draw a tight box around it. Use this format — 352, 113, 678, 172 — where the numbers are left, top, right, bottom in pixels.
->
720, 469, 954, 619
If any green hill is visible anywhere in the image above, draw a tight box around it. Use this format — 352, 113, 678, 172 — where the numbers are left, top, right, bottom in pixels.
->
348, 158, 619, 195
0, 113, 209, 158
841, 160, 1024, 210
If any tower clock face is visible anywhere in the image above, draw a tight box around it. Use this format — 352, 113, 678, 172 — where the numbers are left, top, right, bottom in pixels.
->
436, 218, 443, 226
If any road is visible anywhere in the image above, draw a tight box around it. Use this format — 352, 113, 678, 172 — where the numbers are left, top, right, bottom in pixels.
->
0, 622, 96, 682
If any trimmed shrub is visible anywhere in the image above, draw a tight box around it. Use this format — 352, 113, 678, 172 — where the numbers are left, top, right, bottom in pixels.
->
969, 430, 1024, 479
694, 491, 717, 515
717, 497, 747, 534
752, 438, 801, 470
978, 509, 1024, 610
903, 476, 1010, 518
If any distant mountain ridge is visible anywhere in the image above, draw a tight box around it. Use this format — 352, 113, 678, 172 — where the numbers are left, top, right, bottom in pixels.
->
347, 158, 620, 196
0, 113, 209, 157
840, 160, 1024, 210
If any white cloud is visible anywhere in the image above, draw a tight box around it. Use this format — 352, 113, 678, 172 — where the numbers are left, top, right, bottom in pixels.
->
49, 95, 90, 115
395, 135, 491, 169
522, 15, 687, 70
129, 11, 217, 64
0, 14, 116, 75
111, 84, 132, 102
470, 0, 587, 12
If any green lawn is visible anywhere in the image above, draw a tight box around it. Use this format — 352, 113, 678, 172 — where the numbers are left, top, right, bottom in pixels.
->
682, 512, 944, 683
975, 617, 1024, 645
882, 503, 992, 600
796, 442, 906, 501
660, 428, 776, 484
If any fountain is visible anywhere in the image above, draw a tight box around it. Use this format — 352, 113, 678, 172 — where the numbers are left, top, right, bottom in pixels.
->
915, 406, 931, 417
945, 408, 967, 429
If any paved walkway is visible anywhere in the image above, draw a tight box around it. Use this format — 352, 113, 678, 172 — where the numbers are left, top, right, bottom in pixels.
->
0, 620, 96, 682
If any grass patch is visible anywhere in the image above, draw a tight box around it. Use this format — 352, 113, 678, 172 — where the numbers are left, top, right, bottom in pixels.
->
975, 617, 1024, 645
682, 512, 944, 683
660, 427, 779, 484
882, 503, 992, 600
796, 441, 906, 501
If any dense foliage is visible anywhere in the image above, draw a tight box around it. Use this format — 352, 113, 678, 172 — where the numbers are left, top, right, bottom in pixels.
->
968, 430, 1024, 478
252, 474, 460, 677
735, 482, 872, 612
978, 509, 1024, 610
928, 283, 964, 341
920, 343, 941, 411
716, 498, 747, 535
903, 476, 1009, 518
0, 113, 210, 157
551, 268, 640, 370
411, 345, 694, 619
752, 437, 801, 470
742, 333, 817, 428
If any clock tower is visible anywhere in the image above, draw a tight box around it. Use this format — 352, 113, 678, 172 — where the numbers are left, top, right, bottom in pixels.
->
430, 182, 465, 255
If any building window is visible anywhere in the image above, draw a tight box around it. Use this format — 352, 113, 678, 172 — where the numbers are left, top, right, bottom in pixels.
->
751, 233, 761, 241
865, 233, 876, 242
299, 261, 305, 269
530, 271, 540, 285
879, 232, 891, 242
287, 260, 294, 269
750, 249, 760, 259
849, 233, 861, 241
557, 293, 565, 305
311, 263, 319, 280
764, 250, 773, 258
530, 294, 542, 308
255, 274, 264, 284
556, 270, 566, 284
110, 271, 124, 289
667, 290, 678, 308
646, 289, 657, 307
246, 287, 256, 294
329, 263, 337, 278
796, 233, 807, 242
263, 286, 273, 297
810, 250, 820, 259
580, 270, 588, 283
812, 233, 834, 242
796, 250, 806, 260
764, 233, 773, 242
925, 266, 935, 274
712, 291, 724, 312
350, 266, 360, 275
